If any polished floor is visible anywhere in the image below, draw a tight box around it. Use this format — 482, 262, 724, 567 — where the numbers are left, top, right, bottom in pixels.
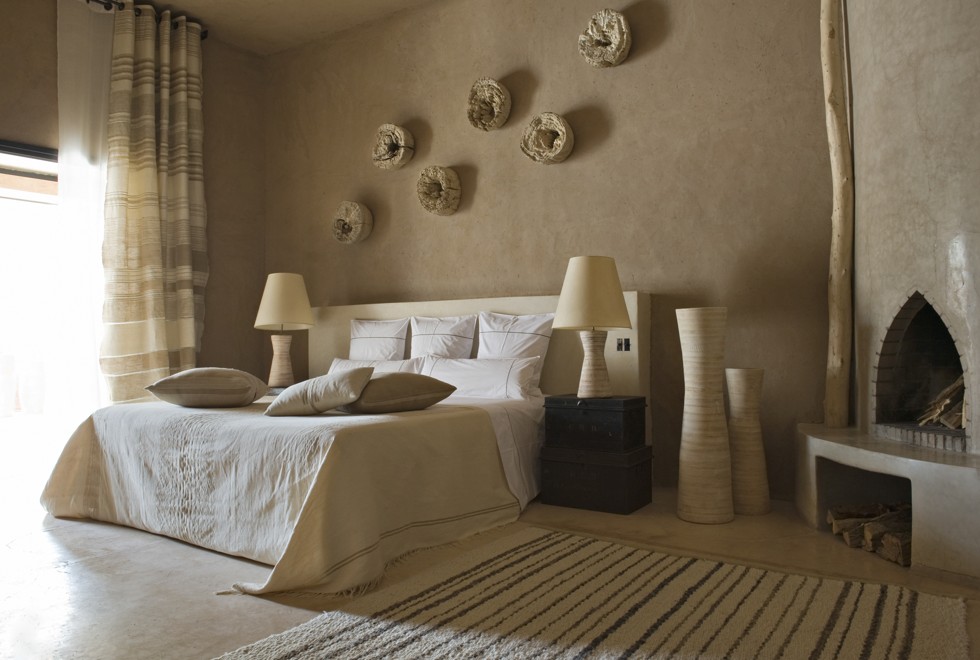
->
1, 413, 977, 659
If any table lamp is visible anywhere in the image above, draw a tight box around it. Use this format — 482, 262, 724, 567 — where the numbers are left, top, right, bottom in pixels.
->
254, 273, 314, 387
553, 256, 631, 398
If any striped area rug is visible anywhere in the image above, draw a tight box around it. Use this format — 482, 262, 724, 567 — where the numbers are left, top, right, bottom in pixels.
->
220, 527, 969, 659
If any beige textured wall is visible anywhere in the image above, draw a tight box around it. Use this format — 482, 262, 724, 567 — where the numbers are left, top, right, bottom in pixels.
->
260, 0, 832, 498
850, 1, 980, 450
0, 1, 833, 498
197, 39, 270, 379
0, 0, 58, 148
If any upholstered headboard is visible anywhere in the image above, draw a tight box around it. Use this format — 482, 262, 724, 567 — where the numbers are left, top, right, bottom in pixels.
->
309, 292, 652, 439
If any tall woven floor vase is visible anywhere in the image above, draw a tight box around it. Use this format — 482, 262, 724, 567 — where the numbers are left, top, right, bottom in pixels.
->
726, 368, 770, 515
676, 307, 734, 523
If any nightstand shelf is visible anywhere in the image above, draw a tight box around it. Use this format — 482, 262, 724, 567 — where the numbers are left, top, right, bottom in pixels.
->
540, 395, 651, 514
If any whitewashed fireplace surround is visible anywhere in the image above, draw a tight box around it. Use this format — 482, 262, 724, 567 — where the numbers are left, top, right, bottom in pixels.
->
796, 0, 980, 581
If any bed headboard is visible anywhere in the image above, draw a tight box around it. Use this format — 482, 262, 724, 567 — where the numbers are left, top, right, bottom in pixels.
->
309, 292, 652, 439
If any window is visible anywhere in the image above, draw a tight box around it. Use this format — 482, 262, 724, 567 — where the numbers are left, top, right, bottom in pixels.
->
0, 142, 61, 416
0, 140, 58, 204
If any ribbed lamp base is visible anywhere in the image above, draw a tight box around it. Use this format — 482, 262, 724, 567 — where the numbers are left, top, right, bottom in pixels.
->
268, 334, 295, 388
576, 329, 612, 398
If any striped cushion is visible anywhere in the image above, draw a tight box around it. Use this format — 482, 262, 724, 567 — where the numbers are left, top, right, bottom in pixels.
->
146, 368, 268, 408
340, 372, 456, 414
265, 368, 374, 416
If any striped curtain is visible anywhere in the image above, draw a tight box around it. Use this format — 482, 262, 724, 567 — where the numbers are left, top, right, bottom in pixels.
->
100, 3, 208, 402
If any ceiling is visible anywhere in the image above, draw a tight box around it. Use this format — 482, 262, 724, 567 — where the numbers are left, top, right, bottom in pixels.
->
172, 0, 441, 56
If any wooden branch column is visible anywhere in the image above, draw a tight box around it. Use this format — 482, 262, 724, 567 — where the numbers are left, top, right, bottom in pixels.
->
821, 0, 855, 427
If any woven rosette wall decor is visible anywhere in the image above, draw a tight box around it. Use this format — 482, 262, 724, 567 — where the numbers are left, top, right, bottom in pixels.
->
520, 112, 575, 164
331, 201, 373, 244
466, 78, 512, 131
578, 9, 632, 68
417, 166, 461, 215
371, 124, 415, 170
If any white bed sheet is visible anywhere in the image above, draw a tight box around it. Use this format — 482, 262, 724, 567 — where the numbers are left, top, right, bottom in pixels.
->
438, 395, 544, 509
40, 398, 533, 595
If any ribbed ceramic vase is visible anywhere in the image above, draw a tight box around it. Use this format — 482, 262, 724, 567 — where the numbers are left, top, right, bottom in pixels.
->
676, 307, 734, 524
726, 368, 770, 515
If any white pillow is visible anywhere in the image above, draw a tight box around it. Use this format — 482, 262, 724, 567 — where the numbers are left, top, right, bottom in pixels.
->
349, 318, 409, 360
477, 311, 554, 386
410, 315, 477, 359
420, 356, 540, 399
265, 367, 374, 416
328, 357, 423, 374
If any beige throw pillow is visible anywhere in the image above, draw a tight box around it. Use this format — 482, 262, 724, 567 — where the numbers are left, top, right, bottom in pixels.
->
340, 372, 456, 414
146, 368, 269, 408
265, 367, 375, 416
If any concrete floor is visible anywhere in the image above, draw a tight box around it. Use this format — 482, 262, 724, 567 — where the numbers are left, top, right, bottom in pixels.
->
1, 414, 978, 659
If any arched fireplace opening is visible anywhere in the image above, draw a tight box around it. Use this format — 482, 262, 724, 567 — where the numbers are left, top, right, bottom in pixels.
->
873, 292, 967, 451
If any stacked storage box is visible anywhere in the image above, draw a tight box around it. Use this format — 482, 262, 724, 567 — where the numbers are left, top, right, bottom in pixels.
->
540, 395, 651, 514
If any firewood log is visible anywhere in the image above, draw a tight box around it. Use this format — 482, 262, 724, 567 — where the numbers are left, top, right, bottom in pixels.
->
877, 531, 912, 566
918, 375, 965, 426
861, 509, 912, 551
826, 503, 889, 527
841, 526, 866, 548
939, 401, 964, 430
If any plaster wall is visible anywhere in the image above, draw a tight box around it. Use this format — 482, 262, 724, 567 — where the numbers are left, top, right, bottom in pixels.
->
261, 0, 832, 498
850, 0, 980, 452
197, 39, 269, 379
0, 0, 58, 148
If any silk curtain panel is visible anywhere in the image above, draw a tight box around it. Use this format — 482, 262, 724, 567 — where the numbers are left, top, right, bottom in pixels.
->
100, 4, 208, 402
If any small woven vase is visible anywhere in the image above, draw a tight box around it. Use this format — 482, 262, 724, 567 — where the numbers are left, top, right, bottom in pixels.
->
726, 368, 770, 515
676, 307, 734, 524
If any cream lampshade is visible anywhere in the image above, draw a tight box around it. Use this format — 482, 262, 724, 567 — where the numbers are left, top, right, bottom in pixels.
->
254, 273, 314, 388
553, 256, 631, 398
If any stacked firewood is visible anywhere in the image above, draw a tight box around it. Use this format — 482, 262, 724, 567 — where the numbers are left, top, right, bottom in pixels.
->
918, 374, 964, 430
827, 503, 912, 566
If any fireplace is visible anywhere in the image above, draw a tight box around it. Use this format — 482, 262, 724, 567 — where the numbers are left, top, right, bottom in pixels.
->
797, 287, 979, 579
872, 292, 968, 452
795, 1, 980, 581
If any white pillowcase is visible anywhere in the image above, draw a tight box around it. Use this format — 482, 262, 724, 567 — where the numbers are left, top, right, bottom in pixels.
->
328, 357, 423, 374
410, 315, 477, 359
348, 318, 409, 360
420, 356, 540, 399
265, 367, 374, 416
477, 311, 554, 386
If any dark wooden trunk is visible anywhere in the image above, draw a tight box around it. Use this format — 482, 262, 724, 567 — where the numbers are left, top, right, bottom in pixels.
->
540, 445, 652, 514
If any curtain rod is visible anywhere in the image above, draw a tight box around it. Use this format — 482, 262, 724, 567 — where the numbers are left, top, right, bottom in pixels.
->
83, 0, 209, 40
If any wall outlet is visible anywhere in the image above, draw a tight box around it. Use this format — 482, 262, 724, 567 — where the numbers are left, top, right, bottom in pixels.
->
616, 338, 631, 351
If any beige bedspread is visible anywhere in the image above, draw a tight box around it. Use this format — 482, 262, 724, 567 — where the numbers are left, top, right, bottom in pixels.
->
40, 401, 520, 595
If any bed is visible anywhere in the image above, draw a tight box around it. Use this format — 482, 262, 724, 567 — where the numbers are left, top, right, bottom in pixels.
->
41, 293, 650, 596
